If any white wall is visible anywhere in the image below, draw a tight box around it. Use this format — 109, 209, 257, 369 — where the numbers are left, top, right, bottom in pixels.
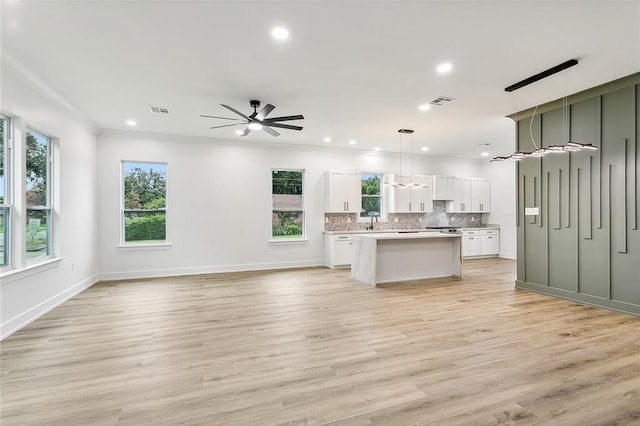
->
97, 131, 514, 279
0, 59, 100, 338
483, 161, 517, 259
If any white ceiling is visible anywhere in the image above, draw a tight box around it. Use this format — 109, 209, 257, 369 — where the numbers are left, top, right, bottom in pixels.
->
2, 1, 639, 159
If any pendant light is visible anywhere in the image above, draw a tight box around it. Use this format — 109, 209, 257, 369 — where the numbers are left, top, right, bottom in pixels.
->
492, 59, 597, 162
384, 129, 429, 187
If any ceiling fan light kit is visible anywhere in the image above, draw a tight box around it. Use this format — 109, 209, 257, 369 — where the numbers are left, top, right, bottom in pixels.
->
201, 100, 304, 137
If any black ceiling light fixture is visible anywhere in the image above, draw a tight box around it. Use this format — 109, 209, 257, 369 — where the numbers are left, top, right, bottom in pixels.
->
504, 59, 578, 93
492, 58, 597, 162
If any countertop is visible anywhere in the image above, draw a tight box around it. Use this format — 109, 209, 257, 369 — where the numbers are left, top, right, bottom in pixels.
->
324, 224, 499, 235
353, 232, 462, 240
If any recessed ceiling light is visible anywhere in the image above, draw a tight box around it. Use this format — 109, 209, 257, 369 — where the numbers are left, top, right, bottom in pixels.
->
126, 120, 137, 126
436, 62, 453, 74
481, 152, 489, 157
248, 122, 263, 130
349, 140, 357, 145
421, 146, 429, 152
418, 104, 431, 112
323, 137, 331, 143
235, 130, 244, 135
374, 147, 381, 151
271, 27, 289, 40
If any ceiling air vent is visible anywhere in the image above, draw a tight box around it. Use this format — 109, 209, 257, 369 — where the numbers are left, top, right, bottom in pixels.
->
149, 106, 170, 114
429, 96, 455, 106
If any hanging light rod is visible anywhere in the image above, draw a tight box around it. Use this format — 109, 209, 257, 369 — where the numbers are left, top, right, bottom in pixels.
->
504, 59, 578, 92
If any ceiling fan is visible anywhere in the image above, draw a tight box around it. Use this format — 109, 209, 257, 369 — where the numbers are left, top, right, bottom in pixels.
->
200, 100, 304, 137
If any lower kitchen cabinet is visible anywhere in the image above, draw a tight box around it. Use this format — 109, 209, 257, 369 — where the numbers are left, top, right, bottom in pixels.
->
324, 234, 352, 268
462, 230, 481, 257
480, 229, 500, 255
462, 229, 500, 257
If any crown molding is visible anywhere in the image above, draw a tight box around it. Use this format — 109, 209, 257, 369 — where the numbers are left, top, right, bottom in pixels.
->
1, 52, 99, 133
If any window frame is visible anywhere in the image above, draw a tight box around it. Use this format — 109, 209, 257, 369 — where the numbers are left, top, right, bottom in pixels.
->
25, 127, 53, 263
120, 160, 168, 246
271, 168, 306, 242
358, 171, 386, 222
0, 113, 12, 269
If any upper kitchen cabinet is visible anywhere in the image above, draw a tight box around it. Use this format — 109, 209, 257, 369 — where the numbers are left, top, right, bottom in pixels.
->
387, 174, 434, 213
447, 177, 473, 212
326, 171, 361, 213
447, 177, 490, 213
433, 176, 455, 200
471, 178, 490, 213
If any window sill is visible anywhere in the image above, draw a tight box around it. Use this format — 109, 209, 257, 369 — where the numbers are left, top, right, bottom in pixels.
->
0, 257, 64, 285
269, 239, 309, 245
117, 242, 172, 251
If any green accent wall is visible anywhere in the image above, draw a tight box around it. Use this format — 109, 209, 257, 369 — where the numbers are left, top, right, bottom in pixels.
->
516, 72, 640, 316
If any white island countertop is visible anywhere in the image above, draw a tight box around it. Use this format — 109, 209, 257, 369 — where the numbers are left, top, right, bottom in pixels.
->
353, 231, 461, 240
351, 232, 462, 286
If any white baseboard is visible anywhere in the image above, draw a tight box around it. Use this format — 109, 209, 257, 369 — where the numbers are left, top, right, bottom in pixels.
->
1, 274, 100, 340
499, 252, 517, 260
99, 259, 325, 282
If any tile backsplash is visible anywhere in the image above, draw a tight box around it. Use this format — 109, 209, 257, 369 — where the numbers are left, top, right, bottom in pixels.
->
324, 201, 488, 231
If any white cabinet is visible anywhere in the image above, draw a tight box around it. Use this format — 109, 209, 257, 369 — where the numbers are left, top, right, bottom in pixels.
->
447, 177, 473, 212
447, 177, 489, 213
326, 171, 361, 213
387, 174, 433, 213
462, 229, 500, 257
324, 234, 352, 268
433, 176, 455, 200
462, 230, 481, 256
388, 175, 411, 212
471, 178, 490, 213
480, 229, 500, 255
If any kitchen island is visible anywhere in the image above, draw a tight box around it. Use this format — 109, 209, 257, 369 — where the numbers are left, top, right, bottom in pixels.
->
351, 232, 462, 286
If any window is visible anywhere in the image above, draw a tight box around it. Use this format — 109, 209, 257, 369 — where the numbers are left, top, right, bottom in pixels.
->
272, 169, 305, 240
26, 128, 52, 261
360, 172, 383, 219
122, 161, 167, 244
0, 114, 10, 268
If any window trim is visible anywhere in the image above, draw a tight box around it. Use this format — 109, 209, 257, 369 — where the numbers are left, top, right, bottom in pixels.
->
25, 127, 53, 263
358, 171, 387, 223
271, 168, 306, 242
0, 113, 11, 270
120, 160, 168, 246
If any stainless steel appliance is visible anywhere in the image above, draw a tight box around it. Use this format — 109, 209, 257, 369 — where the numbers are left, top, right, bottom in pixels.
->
424, 226, 462, 234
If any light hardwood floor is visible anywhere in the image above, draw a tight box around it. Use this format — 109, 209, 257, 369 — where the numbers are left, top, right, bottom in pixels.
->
2, 259, 640, 425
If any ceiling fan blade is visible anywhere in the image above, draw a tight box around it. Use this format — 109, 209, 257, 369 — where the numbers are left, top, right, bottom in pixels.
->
255, 103, 276, 121
262, 126, 280, 137
240, 127, 251, 136
210, 123, 243, 129
264, 122, 303, 131
201, 114, 243, 121
263, 114, 304, 123
221, 104, 251, 120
